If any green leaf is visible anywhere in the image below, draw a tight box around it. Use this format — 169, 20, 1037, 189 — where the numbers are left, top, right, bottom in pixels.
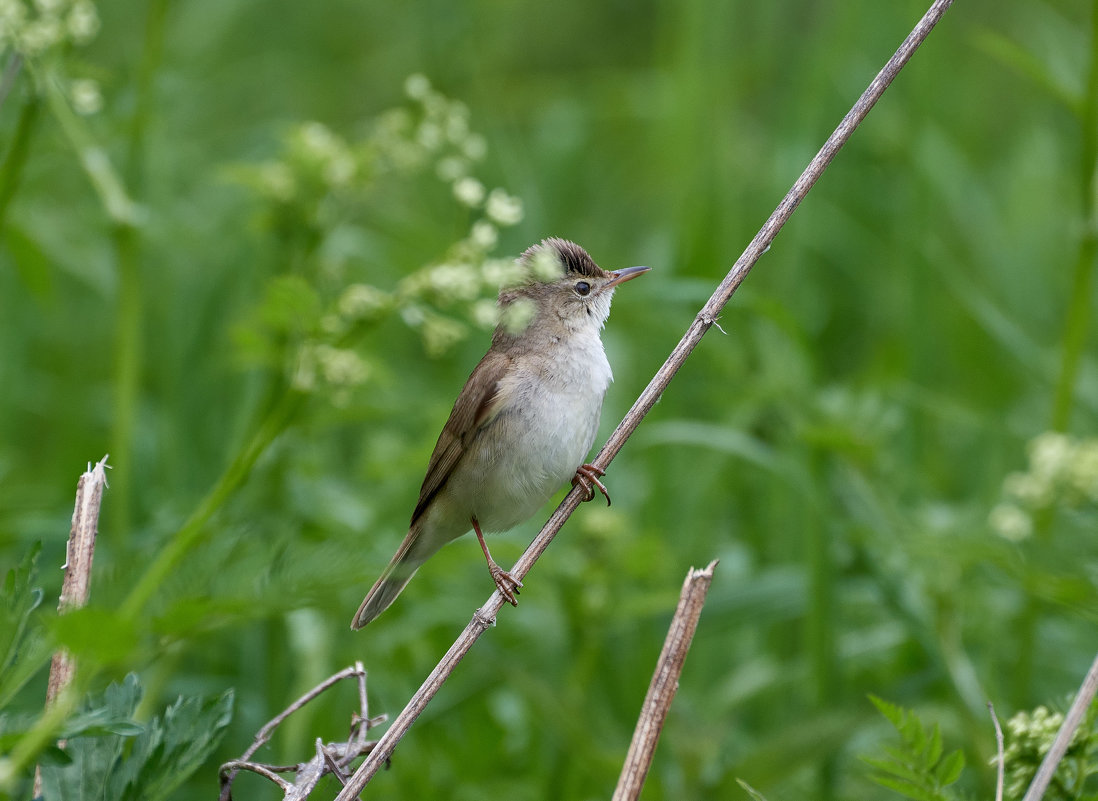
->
110, 687, 234, 801
37, 674, 234, 801
61, 706, 145, 739
862, 755, 926, 786
869, 773, 946, 801
926, 723, 943, 765
37, 674, 144, 801
862, 697, 963, 801
0, 543, 52, 707
934, 749, 965, 787
869, 694, 904, 730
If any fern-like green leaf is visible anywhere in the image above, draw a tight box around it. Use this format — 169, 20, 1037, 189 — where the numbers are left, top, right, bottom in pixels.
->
36, 673, 234, 801
862, 696, 965, 801
934, 749, 965, 786
872, 773, 949, 801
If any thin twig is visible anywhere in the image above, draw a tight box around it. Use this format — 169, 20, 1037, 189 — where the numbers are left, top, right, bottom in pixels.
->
990, 702, 1004, 801
1021, 649, 1098, 801
218, 662, 384, 801
33, 455, 110, 797
218, 761, 293, 790
613, 561, 718, 801
335, 2, 956, 797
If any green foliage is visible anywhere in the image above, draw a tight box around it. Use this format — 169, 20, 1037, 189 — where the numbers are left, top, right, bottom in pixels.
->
0, 545, 50, 710
0, 0, 1096, 798
37, 674, 233, 801
863, 696, 965, 801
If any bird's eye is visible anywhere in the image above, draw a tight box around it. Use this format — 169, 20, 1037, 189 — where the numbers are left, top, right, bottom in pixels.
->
574, 281, 591, 297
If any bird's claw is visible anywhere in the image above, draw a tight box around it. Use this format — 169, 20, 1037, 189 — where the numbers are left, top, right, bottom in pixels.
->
572, 463, 611, 506
489, 563, 523, 606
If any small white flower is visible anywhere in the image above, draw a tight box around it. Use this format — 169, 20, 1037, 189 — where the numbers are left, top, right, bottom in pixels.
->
1070, 439, 1098, 501
416, 121, 442, 150
299, 121, 338, 158
529, 246, 563, 281
339, 284, 388, 319
67, 0, 99, 43
0, 2, 28, 47
317, 346, 370, 386
481, 258, 526, 289
445, 103, 470, 143
323, 153, 356, 187
400, 305, 425, 327
429, 263, 480, 300
404, 73, 431, 101
470, 220, 497, 250
989, 503, 1032, 542
470, 299, 499, 329
485, 188, 523, 226
1028, 431, 1073, 481
19, 16, 63, 53
499, 297, 536, 335
421, 314, 467, 355
1003, 471, 1052, 508
70, 78, 102, 115
436, 156, 468, 181
452, 176, 485, 207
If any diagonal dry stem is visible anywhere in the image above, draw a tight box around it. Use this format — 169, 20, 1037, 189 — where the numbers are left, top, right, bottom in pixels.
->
335, 1, 957, 797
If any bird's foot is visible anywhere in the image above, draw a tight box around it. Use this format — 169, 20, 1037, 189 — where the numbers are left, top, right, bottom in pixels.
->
572, 463, 611, 506
488, 561, 523, 606
472, 515, 523, 606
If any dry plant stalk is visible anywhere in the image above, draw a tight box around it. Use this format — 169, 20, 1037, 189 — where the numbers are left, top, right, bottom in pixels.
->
613, 561, 718, 801
218, 662, 387, 801
335, 1, 957, 797
990, 702, 1004, 801
32, 455, 110, 797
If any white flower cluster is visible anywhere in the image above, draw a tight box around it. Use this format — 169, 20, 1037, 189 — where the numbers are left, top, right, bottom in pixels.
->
989, 431, 1098, 541
0, 0, 99, 56
1000, 704, 1096, 801
292, 343, 371, 406
236, 74, 531, 389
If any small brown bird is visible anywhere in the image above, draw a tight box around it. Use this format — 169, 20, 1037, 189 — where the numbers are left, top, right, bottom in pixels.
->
352, 238, 648, 629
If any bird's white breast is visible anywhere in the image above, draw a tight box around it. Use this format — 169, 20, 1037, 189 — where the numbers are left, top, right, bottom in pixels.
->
445, 329, 613, 533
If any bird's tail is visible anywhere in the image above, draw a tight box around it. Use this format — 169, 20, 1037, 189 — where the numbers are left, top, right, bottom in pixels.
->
351, 535, 428, 629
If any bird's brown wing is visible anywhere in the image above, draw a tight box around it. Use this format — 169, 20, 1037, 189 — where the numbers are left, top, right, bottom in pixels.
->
410, 349, 512, 526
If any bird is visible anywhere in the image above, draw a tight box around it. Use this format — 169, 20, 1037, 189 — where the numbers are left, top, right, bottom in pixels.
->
351, 238, 649, 629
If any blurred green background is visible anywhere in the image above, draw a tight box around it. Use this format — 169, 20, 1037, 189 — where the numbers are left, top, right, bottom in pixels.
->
2, 0, 1097, 798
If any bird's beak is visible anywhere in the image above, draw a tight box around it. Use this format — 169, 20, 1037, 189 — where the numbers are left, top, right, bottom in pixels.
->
605, 265, 651, 289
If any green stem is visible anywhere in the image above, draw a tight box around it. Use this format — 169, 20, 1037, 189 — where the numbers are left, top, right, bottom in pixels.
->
111, 221, 141, 544
43, 74, 137, 225
120, 389, 305, 619
110, 0, 170, 542
0, 91, 41, 233
1050, 0, 1098, 432
1015, 0, 1098, 706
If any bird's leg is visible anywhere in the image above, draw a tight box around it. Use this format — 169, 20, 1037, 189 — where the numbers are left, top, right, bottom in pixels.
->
472, 516, 523, 606
572, 463, 611, 506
